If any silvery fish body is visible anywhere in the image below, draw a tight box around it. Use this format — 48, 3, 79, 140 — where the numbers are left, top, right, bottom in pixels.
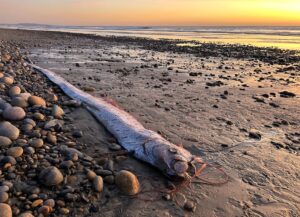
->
32, 64, 197, 177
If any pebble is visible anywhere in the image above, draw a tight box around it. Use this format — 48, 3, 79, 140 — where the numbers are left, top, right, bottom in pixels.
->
249, 130, 262, 140
31, 199, 43, 208
0, 203, 12, 217
109, 143, 122, 151
59, 208, 70, 215
60, 160, 74, 169
115, 170, 140, 195
0, 192, 9, 203
8, 86, 21, 97
33, 112, 45, 121
1, 182, 12, 189
83, 86, 96, 92
0, 136, 12, 146
0, 101, 11, 111
44, 119, 63, 130
0, 121, 20, 140
18, 93, 31, 100
93, 176, 103, 192
23, 118, 36, 127
279, 91, 296, 98
72, 130, 83, 138
96, 169, 112, 176
18, 213, 34, 217
24, 147, 35, 155
29, 138, 44, 148
52, 105, 64, 118
6, 147, 23, 157
1, 76, 14, 85
43, 199, 55, 208
28, 96, 46, 107
47, 93, 58, 102
3, 106, 26, 121
104, 175, 115, 184
86, 169, 97, 180
1, 54, 11, 62
0, 186, 9, 192
184, 201, 196, 212
2, 156, 16, 165
21, 124, 33, 132
11, 97, 28, 108
47, 132, 57, 144
39, 166, 64, 186
38, 206, 52, 215
63, 100, 81, 107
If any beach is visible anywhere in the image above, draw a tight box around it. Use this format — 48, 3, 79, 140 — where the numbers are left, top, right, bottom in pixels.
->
0, 28, 299, 217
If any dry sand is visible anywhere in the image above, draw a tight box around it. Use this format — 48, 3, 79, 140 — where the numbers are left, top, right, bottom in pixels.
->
0, 29, 299, 217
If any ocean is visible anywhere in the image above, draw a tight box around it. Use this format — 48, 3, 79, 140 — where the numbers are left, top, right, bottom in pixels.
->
1, 24, 300, 50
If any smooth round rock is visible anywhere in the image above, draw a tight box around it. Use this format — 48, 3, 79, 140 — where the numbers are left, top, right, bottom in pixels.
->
0, 101, 11, 111
47, 93, 58, 102
60, 160, 74, 169
1, 54, 11, 62
93, 176, 103, 192
11, 97, 28, 108
0, 192, 8, 203
86, 169, 97, 180
0, 136, 12, 146
18, 93, 31, 101
8, 86, 21, 97
39, 167, 64, 186
18, 213, 34, 217
3, 107, 26, 121
0, 121, 20, 140
6, 147, 23, 158
72, 131, 83, 138
29, 138, 44, 148
33, 112, 45, 121
1, 182, 12, 190
115, 170, 140, 195
46, 133, 57, 145
31, 199, 43, 208
184, 201, 196, 212
104, 175, 115, 184
23, 118, 36, 127
24, 147, 35, 155
21, 124, 33, 132
52, 105, 64, 118
43, 199, 55, 208
38, 206, 52, 216
28, 96, 46, 107
0, 203, 12, 217
2, 156, 16, 165
59, 208, 70, 215
1, 77, 14, 85
0, 186, 9, 192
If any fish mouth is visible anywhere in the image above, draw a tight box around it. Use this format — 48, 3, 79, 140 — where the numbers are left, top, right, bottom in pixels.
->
169, 155, 205, 178
168, 155, 190, 177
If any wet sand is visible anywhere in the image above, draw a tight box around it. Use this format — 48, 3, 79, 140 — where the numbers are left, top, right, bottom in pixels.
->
0, 29, 299, 217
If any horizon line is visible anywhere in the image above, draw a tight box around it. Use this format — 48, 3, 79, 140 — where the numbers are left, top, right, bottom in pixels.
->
1, 23, 300, 28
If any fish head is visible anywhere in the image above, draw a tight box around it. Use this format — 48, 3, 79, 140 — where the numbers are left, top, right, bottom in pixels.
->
167, 153, 190, 178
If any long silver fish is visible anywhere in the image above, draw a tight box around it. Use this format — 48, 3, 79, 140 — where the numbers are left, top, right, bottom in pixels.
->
32, 64, 202, 178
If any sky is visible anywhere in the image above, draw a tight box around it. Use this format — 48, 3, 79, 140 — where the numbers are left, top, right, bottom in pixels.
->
1, 0, 300, 26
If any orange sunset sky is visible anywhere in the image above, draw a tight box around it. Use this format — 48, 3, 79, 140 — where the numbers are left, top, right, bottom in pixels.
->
1, 0, 300, 26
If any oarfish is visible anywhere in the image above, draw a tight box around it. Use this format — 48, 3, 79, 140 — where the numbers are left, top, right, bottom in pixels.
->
32, 64, 202, 178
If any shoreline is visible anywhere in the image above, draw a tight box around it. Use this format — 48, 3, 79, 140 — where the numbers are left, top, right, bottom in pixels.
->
2, 25, 300, 51
1, 28, 300, 64
0, 29, 299, 216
